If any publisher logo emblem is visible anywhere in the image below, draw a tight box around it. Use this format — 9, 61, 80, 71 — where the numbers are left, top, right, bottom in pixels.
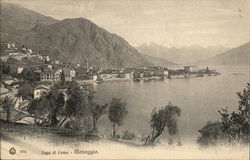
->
9, 147, 16, 155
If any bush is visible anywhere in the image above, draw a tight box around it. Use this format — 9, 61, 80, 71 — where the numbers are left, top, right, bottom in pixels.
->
21, 68, 40, 81
17, 83, 35, 100
116, 134, 121, 139
177, 138, 182, 146
197, 83, 250, 146
168, 137, 174, 145
197, 121, 226, 146
122, 130, 135, 140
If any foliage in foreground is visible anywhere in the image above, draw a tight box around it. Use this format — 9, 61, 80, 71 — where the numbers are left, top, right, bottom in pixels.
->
197, 83, 250, 146
26, 81, 130, 138
88, 94, 108, 131
108, 98, 128, 138
145, 102, 181, 144
0, 96, 15, 122
122, 130, 135, 140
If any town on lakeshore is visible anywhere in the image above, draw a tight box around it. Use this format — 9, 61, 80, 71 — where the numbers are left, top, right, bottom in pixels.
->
1, 1, 249, 159
1, 41, 220, 85
0, 41, 220, 124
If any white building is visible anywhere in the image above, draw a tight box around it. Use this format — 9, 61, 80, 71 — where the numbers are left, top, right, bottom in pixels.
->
92, 75, 98, 81
27, 49, 33, 54
63, 68, 76, 81
10, 66, 24, 74
47, 64, 53, 69
40, 68, 62, 82
2, 42, 16, 49
54, 60, 60, 64
41, 55, 50, 62
184, 65, 199, 73
33, 85, 50, 99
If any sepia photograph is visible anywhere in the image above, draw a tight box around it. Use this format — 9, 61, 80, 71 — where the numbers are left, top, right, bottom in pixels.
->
0, 0, 249, 159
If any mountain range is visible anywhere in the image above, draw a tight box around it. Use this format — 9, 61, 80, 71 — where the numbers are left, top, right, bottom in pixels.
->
1, 2, 174, 68
1, 2, 248, 67
197, 42, 250, 65
136, 42, 230, 64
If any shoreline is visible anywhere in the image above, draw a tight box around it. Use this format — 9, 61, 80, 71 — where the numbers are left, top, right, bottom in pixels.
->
75, 73, 220, 85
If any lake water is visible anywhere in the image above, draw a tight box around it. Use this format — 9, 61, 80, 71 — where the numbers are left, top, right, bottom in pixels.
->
93, 65, 249, 144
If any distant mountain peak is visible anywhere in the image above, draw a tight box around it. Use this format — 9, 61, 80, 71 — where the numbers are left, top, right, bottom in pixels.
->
197, 42, 250, 65
136, 42, 230, 64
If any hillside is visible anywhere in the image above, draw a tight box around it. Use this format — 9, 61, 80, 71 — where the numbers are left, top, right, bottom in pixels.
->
136, 42, 229, 64
197, 42, 250, 65
1, 2, 174, 68
21, 18, 152, 67
1, 2, 57, 41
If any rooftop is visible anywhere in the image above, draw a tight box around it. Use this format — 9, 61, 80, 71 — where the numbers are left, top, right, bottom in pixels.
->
34, 85, 50, 91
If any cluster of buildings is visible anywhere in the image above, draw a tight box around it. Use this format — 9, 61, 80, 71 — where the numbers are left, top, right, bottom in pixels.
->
168, 65, 219, 79
1, 42, 76, 81
39, 65, 169, 83
1, 41, 171, 84
1, 42, 219, 83
1, 41, 218, 84
1, 41, 16, 51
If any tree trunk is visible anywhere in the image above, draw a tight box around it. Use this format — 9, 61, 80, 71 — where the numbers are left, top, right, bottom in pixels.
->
92, 117, 97, 131
150, 130, 163, 144
150, 136, 157, 144
149, 137, 156, 144
145, 127, 164, 145
151, 128, 155, 139
51, 114, 59, 126
144, 136, 151, 145
112, 123, 116, 138
6, 110, 10, 122
58, 115, 68, 126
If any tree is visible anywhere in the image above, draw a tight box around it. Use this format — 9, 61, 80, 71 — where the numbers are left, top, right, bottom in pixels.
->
197, 121, 225, 146
146, 102, 181, 144
122, 130, 135, 140
17, 83, 35, 100
218, 83, 250, 144
108, 98, 128, 138
21, 68, 40, 81
0, 96, 14, 122
27, 96, 50, 124
91, 103, 108, 130
46, 87, 65, 126
88, 95, 108, 131
197, 83, 250, 146
0, 62, 11, 75
60, 70, 66, 84
59, 81, 88, 126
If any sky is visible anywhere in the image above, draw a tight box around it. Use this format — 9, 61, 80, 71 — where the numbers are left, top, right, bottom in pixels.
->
5, 0, 250, 48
